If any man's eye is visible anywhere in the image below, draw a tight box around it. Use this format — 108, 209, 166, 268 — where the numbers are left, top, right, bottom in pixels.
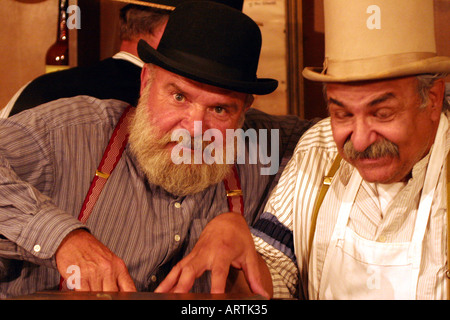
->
332, 110, 352, 120
173, 93, 185, 102
214, 106, 225, 114
374, 108, 394, 120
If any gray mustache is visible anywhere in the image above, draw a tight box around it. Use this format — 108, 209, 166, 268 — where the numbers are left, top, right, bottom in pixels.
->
343, 139, 399, 160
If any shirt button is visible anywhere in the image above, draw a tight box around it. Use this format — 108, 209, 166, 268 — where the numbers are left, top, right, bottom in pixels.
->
33, 244, 41, 253
150, 275, 157, 282
174, 234, 181, 242
378, 235, 387, 243
174, 202, 181, 209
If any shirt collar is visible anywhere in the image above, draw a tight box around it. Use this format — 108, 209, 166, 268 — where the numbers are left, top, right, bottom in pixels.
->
112, 51, 144, 68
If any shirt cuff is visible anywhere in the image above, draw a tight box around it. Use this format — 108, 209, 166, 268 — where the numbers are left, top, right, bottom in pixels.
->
14, 205, 87, 267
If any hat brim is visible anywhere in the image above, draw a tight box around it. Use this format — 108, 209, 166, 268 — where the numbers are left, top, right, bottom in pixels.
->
138, 40, 278, 95
302, 56, 450, 82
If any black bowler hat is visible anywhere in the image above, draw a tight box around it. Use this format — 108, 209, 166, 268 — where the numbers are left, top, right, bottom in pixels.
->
137, 1, 278, 95
112, 0, 244, 11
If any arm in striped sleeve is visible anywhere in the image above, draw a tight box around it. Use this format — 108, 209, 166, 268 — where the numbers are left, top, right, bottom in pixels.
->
0, 111, 86, 268
250, 149, 301, 299
251, 118, 339, 299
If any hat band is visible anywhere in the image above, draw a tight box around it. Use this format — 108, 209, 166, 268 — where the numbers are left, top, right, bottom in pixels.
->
323, 52, 437, 78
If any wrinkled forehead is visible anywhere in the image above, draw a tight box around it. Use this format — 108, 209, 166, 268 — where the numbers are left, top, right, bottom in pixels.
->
324, 76, 419, 106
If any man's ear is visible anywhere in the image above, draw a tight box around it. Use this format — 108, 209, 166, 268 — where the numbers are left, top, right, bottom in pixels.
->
427, 78, 445, 121
245, 94, 254, 111
140, 64, 150, 96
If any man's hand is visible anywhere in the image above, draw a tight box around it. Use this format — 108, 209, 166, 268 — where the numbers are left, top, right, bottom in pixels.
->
155, 212, 273, 298
55, 229, 136, 292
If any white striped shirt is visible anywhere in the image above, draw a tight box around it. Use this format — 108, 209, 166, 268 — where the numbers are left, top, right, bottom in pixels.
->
0, 95, 313, 298
253, 114, 450, 300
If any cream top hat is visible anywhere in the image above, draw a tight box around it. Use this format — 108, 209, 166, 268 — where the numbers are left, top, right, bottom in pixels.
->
302, 0, 450, 82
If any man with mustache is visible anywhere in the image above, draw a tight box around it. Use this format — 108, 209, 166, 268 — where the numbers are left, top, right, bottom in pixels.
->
156, 0, 450, 299
0, 2, 313, 297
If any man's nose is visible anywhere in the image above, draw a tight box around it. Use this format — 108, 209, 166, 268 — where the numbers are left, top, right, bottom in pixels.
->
182, 106, 208, 136
350, 118, 377, 152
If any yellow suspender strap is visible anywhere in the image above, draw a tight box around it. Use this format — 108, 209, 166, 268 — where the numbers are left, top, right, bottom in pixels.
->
308, 154, 342, 257
446, 153, 450, 299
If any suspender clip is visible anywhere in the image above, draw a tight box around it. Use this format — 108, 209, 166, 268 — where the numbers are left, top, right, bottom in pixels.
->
95, 170, 110, 179
226, 189, 242, 197
323, 177, 333, 185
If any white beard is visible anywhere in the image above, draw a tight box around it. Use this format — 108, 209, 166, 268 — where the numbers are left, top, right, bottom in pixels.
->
128, 83, 233, 197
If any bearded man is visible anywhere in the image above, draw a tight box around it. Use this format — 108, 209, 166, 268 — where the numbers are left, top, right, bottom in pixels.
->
0, 2, 313, 298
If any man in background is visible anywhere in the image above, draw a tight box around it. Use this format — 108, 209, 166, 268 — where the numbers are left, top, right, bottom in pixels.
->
1, 0, 243, 117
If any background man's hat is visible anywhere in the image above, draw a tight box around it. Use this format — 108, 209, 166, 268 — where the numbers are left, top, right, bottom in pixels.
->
137, 1, 278, 95
303, 0, 450, 82
111, 0, 243, 11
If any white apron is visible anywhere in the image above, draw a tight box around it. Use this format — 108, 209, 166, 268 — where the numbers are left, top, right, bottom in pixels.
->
317, 116, 447, 300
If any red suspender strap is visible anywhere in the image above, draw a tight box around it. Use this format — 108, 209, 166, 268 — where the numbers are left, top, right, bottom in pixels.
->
60, 105, 135, 290
223, 165, 244, 215
77, 105, 135, 224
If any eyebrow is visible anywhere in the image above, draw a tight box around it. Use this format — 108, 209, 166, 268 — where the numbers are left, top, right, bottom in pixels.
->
327, 97, 344, 107
167, 83, 186, 95
327, 92, 396, 108
368, 92, 396, 107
